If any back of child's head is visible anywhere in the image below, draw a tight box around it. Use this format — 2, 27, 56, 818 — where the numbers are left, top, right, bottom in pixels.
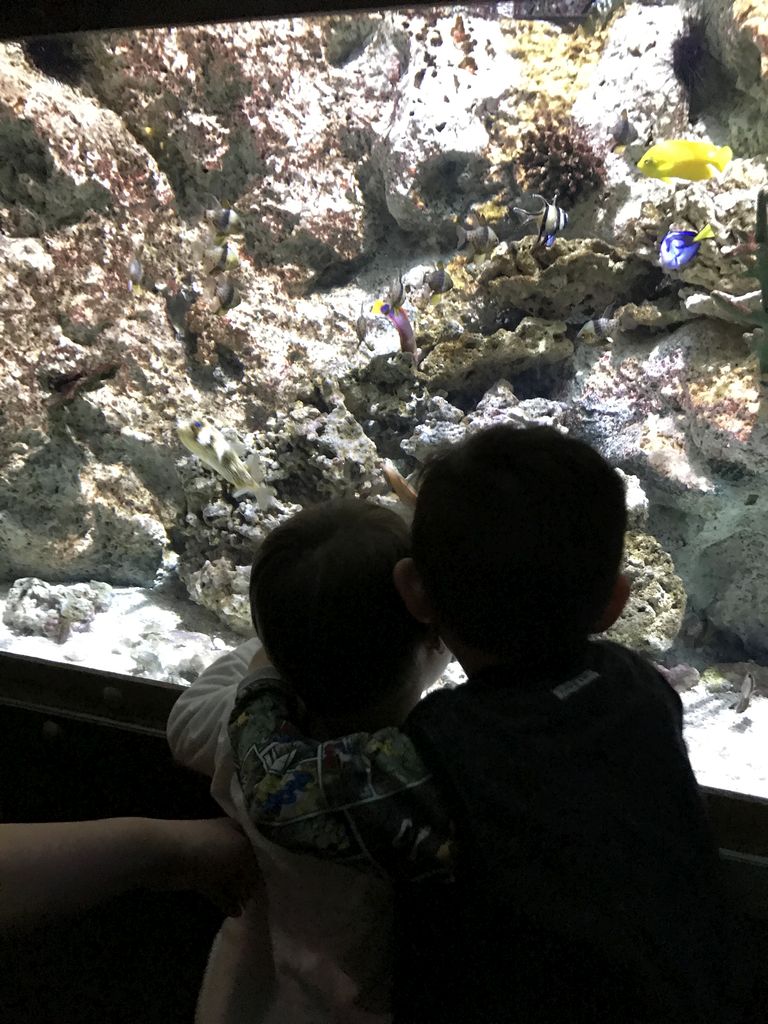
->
411, 425, 627, 668
250, 498, 428, 715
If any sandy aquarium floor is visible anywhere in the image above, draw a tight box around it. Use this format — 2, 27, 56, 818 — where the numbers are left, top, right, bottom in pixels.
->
0, 584, 245, 684
0, 584, 765, 800
677, 686, 768, 801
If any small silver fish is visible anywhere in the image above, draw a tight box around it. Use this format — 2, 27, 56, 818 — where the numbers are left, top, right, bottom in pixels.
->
211, 276, 241, 313
579, 0, 624, 35
423, 262, 454, 305
205, 240, 240, 273
577, 307, 619, 343
514, 194, 569, 248
387, 274, 406, 309
127, 256, 143, 293
177, 417, 276, 509
203, 195, 243, 236
166, 283, 198, 339
610, 109, 638, 154
734, 672, 755, 714
457, 222, 499, 260
207, 208, 242, 235
355, 302, 368, 345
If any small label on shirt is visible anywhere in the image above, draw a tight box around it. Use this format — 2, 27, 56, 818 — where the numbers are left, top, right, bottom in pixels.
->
552, 670, 600, 701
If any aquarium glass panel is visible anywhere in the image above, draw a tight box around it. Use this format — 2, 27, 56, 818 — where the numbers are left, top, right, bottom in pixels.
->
1, 1, 766, 798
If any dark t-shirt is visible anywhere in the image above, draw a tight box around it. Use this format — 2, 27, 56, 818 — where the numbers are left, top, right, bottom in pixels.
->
396, 640, 744, 1024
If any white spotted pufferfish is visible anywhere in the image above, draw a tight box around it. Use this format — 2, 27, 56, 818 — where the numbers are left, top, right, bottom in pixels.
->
177, 417, 276, 510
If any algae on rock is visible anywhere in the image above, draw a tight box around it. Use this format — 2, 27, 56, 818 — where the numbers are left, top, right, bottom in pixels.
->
606, 531, 686, 657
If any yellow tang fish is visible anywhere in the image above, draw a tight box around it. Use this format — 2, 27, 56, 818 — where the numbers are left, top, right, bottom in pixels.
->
637, 140, 732, 183
177, 417, 276, 510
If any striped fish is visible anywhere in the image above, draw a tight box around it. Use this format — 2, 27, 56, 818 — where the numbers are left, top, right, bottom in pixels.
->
577, 305, 620, 343
514, 194, 569, 248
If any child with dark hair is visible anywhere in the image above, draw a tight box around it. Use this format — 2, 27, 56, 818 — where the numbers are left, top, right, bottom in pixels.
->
228, 424, 749, 1024
248, 498, 438, 726
406, 422, 628, 670
168, 498, 451, 1023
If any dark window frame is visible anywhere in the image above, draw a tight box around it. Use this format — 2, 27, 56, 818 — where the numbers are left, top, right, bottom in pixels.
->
4, 1, 442, 40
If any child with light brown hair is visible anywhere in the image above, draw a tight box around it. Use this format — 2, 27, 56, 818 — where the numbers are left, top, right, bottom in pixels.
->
168, 498, 450, 1023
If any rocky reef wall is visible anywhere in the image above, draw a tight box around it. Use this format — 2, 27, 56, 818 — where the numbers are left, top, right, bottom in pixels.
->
1, 0, 768, 700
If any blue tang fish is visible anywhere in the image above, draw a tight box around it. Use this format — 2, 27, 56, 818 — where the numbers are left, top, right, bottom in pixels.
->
659, 224, 715, 271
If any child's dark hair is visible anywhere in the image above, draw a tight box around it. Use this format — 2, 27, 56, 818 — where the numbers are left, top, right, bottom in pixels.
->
250, 499, 428, 715
412, 425, 627, 670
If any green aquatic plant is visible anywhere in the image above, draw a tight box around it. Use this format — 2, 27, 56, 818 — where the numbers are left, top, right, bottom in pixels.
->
516, 110, 606, 209
709, 190, 768, 374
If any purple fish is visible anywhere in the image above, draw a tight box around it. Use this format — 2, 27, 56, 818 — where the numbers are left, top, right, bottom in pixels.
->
659, 224, 714, 271
373, 299, 416, 358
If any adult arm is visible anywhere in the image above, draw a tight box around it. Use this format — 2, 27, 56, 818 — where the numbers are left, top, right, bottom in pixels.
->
0, 816, 260, 933
228, 672, 455, 881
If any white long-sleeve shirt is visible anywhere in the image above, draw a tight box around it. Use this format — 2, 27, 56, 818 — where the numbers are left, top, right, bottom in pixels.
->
167, 639, 393, 1024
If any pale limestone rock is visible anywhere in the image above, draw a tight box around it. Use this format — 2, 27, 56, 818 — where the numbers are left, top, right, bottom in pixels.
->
3, 577, 113, 643
572, 4, 688, 146
180, 557, 252, 635
682, 513, 768, 657
571, 319, 766, 479
400, 379, 568, 467
483, 238, 657, 325
655, 662, 701, 694
704, 0, 768, 154
372, 9, 513, 238
420, 316, 572, 400
606, 531, 686, 656
570, 315, 768, 658
264, 394, 381, 504
617, 469, 649, 532
683, 289, 764, 325
400, 417, 468, 463
467, 379, 568, 433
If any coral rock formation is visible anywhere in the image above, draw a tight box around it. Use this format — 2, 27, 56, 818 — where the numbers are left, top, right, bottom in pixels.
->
2, 2, 768, 768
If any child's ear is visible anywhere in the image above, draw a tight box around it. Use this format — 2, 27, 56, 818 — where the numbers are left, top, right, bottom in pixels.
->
592, 573, 631, 633
393, 558, 437, 625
